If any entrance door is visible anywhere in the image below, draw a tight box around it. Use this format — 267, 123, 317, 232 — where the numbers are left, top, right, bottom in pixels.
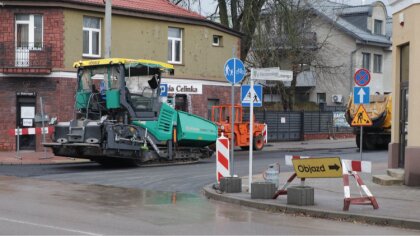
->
399, 84, 408, 168
399, 44, 409, 168
16, 95, 36, 150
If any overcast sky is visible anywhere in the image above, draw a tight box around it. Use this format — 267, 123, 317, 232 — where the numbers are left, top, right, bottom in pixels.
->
193, 0, 391, 17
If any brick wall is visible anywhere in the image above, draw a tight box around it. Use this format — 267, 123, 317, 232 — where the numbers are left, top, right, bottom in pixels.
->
190, 85, 241, 119
0, 7, 64, 68
0, 77, 76, 151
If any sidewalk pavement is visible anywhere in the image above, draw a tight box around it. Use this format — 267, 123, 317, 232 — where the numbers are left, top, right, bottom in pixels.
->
260, 137, 357, 152
204, 140, 420, 231
0, 150, 90, 165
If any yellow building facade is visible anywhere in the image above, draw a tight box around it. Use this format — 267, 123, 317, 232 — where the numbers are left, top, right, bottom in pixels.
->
389, 0, 420, 185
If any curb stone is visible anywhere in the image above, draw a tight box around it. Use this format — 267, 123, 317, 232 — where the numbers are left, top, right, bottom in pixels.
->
203, 185, 420, 231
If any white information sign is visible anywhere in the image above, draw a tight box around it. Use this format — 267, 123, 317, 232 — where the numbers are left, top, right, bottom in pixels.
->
252, 68, 293, 82
22, 119, 33, 127
21, 106, 35, 119
281, 117, 286, 124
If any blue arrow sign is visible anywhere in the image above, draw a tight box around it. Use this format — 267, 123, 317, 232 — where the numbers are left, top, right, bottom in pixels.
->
160, 83, 168, 97
354, 87, 370, 104
224, 58, 246, 84
241, 85, 262, 107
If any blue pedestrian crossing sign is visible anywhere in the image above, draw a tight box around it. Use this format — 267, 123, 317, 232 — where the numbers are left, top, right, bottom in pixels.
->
224, 58, 246, 84
160, 83, 168, 97
354, 87, 370, 104
241, 85, 262, 107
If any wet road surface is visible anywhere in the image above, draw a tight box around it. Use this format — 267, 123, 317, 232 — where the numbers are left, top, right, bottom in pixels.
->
0, 175, 417, 235
0, 148, 384, 193
0, 149, 415, 234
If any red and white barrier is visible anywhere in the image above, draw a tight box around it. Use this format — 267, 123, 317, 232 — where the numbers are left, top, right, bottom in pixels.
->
8, 127, 54, 136
285, 155, 310, 166
263, 124, 268, 144
341, 159, 378, 211
216, 134, 230, 183
275, 155, 378, 211
341, 159, 371, 173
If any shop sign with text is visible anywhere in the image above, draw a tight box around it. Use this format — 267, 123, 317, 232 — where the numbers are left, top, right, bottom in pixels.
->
168, 83, 202, 94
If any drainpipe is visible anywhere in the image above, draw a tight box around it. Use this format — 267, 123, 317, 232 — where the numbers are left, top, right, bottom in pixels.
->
104, 0, 112, 58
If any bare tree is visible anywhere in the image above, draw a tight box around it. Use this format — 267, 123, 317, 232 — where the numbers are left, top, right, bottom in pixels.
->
170, 0, 200, 12
248, 0, 344, 110
217, 0, 267, 60
171, 0, 266, 61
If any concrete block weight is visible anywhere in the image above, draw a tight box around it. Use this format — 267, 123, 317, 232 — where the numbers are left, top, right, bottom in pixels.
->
220, 177, 242, 193
287, 186, 314, 206
251, 182, 276, 199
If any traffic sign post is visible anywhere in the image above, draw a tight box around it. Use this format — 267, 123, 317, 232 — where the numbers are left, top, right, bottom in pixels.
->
224, 56, 246, 177
353, 87, 370, 104
353, 69, 371, 161
351, 105, 372, 127
354, 68, 371, 87
224, 58, 246, 84
160, 83, 168, 97
241, 85, 262, 107
247, 68, 292, 192
351, 104, 372, 161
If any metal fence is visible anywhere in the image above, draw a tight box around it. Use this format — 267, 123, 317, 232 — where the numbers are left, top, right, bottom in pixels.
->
246, 109, 353, 142
0, 42, 52, 68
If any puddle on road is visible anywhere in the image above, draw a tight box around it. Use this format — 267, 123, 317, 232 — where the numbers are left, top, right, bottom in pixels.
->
60, 184, 201, 208
0, 176, 282, 226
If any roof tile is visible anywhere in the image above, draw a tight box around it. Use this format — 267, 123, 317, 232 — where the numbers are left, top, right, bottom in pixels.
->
66, 0, 205, 19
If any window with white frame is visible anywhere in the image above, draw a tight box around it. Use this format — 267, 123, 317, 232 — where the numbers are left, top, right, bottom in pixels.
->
83, 16, 101, 57
15, 14, 43, 49
362, 52, 371, 70
374, 54, 382, 73
168, 27, 182, 64
212, 35, 222, 46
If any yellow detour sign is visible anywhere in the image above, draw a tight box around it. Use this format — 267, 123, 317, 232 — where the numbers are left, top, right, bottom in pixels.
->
292, 157, 343, 178
351, 105, 372, 127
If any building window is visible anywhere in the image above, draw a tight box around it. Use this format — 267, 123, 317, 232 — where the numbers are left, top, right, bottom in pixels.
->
83, 16, 101, 57
374, 54, 382, 73
168, 27, 182, 64
374, 19, 383, 35
174, 94, 187, 112
207, 99, 220, 119
212, 35, 223, 46
362, 53, 371, 70
15, 14, 43, 49
317, 93, 326, 104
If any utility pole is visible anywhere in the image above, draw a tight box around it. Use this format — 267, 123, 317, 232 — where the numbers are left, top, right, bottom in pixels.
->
105, 0, 112, 58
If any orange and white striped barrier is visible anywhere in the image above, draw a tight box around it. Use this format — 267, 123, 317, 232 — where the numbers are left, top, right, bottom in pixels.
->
216, 133, 230, 183
341, 159, 378, 211
8, 127, 54, 136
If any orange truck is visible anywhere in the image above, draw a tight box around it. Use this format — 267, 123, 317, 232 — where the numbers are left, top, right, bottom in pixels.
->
211, 104, 266, 150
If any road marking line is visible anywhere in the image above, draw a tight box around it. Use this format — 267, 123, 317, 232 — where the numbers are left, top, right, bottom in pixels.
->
0, 216, 102, 235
